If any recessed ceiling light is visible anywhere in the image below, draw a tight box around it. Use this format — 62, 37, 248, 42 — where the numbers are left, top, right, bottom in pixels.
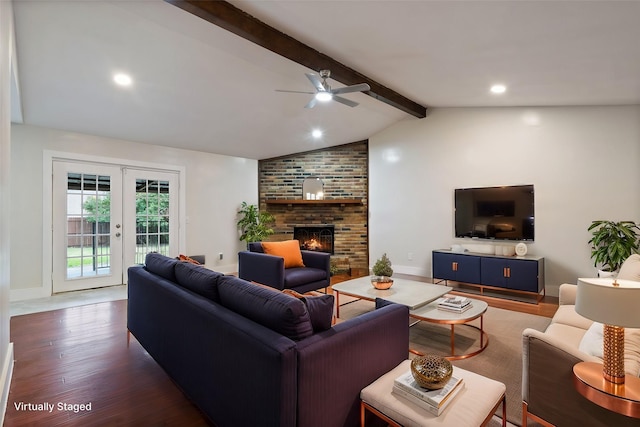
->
311, 129, 323, 139
315, 92, 332, 102
490, 84, 507, 94
113, 73, 133, 87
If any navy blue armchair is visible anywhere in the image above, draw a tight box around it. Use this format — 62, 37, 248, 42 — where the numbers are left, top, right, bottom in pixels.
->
238, 242, 330, 294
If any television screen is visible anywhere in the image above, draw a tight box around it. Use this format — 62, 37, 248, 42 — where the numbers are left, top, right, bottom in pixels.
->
454, 185, 534, 241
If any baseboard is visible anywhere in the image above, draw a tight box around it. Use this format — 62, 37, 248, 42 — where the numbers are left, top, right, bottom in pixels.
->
0, 342, 14, 426
10, 285, 49, 302
393, 264, 430, 278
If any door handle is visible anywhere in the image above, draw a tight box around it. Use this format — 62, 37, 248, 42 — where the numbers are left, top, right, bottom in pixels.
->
452, 262, 458, 271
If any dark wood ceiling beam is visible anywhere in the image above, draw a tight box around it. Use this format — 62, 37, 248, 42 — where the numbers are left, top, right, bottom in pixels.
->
165, 0, 427, 118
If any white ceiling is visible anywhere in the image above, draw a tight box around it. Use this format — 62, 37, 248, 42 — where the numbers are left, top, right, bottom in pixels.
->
11, 0, 640, 160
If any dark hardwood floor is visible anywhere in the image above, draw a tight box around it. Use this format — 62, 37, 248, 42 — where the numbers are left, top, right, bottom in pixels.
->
5, 273, 557, 426
6, 300, 212, 426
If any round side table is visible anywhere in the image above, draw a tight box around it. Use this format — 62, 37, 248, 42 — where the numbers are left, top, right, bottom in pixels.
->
573, 361, 640, 418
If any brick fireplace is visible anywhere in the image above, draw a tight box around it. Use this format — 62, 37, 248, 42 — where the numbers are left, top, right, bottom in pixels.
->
258, 141, 368, 269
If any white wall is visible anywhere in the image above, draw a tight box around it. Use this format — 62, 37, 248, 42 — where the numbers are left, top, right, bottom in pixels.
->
10, 124, 257, 298
0, 0, 15, 422
369, 106, 640, 296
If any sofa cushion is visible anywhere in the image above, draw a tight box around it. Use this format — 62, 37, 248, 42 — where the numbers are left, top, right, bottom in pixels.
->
544, 323, 587, 349
282, 289, 334, 332
218, 276, 313, 341
284, 267, 326, 288
551, 304, 594, 330
262, 240, 305, 268
617, 254, 640, 281
145, 252, 178, 282
174, 261, 223, 302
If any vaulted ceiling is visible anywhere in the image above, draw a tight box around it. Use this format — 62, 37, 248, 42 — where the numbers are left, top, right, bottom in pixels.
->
11, 0, 640, 160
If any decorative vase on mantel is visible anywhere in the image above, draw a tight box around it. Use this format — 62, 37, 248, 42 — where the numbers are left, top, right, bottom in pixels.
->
371, 253, 394, 290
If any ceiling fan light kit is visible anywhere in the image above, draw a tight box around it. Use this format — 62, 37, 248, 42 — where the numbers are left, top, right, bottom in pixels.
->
315, 92, 333, 102
276, 69, 370, 109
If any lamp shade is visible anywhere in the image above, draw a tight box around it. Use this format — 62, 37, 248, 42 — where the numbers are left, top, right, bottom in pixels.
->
576, 278, 640, 328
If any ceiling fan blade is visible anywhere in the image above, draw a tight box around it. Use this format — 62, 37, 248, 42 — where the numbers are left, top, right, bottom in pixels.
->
332, 95, 359, 108
275, 89, 315, 94
305, 73, 326, 92
331, 83, 371, 95
304, 97, 318, 109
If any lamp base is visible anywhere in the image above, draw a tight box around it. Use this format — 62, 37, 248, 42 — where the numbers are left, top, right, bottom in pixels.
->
603, 324, 625, 384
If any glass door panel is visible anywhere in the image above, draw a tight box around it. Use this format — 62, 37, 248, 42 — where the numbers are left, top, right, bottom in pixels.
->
124, 170, 178, 268
53, 162, 123, 292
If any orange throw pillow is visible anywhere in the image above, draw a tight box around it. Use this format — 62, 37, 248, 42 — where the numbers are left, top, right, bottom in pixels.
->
178, 254, 201, 265
261, 240, 305, 268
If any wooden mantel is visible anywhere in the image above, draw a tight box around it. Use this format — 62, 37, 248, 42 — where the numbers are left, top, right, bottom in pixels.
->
265, 198, 363, 206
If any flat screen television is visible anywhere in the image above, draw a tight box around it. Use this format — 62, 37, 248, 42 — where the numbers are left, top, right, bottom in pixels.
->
454, 185, 534, 241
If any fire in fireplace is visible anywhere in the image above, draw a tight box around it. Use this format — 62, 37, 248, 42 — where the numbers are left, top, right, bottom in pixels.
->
293, 225, 334, 254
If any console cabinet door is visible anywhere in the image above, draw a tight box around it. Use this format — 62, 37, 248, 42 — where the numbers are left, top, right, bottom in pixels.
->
480, 258, 507, 287
480, 258, 540, 292
455, 255, 481, 284
432, 252, 458, 281
505, 259, 540, 292
432, 252, 481, 283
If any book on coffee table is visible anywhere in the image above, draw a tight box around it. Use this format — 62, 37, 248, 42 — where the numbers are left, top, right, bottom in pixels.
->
436, 296, 471, 312
437, 303, 473, 313
392, 373, 464, 415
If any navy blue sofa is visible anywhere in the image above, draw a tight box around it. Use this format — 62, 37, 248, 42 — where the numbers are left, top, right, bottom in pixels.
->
238, 242, 330, 293
128, 253, 409, 427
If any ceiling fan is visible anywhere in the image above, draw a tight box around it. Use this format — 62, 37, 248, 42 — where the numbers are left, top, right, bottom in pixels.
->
276, 69, 371, 109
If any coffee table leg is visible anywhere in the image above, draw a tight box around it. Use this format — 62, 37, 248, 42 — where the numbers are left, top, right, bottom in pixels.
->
450, 325, 455, 356
480, 315, 484, 348
336, 291, 340, 318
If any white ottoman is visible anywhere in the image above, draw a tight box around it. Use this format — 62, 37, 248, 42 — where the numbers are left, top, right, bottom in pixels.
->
360, 360, 506, 427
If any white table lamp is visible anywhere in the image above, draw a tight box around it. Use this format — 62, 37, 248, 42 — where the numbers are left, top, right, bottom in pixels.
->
576, 278, 640, 384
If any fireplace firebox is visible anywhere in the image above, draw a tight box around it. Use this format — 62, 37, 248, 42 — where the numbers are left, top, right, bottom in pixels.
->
293, 225, 334, 254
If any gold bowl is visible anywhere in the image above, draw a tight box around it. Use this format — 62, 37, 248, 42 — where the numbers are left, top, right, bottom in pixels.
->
410, 355, 453, 390
371, 276, 393, 290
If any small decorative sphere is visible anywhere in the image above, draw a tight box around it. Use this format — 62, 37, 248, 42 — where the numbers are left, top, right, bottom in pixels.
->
410, 355, 453, 390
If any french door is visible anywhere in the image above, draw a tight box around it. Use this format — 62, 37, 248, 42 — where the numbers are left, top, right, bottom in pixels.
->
52, 161, 179, 293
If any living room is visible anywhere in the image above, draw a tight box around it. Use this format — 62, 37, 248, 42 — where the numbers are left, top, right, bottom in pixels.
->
2, 1, 640, 426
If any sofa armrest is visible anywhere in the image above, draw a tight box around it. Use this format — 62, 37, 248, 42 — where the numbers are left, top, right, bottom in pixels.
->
238, 251, 285, 289
522, 328, 636, 427
301, 250, 330, 273
559, 283, 577, 305
295, 303, 409, 427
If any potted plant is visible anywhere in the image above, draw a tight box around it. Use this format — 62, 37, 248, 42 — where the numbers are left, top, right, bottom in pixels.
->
371, 253, 394, 289
236, 201, 276, 245
588, 220, 640, 276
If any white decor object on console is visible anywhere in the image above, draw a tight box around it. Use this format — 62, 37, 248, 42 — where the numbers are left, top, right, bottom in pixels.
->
515, 243, 528, 256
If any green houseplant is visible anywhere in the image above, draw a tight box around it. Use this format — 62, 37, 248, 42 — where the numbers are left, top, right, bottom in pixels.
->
371, 253, 394, 289
588, 220, 640, 274
236, 202, 276, 245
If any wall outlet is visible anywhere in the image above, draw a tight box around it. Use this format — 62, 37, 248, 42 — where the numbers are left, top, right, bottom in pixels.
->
219, 252, 223, 260
408, 252, 413, 261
